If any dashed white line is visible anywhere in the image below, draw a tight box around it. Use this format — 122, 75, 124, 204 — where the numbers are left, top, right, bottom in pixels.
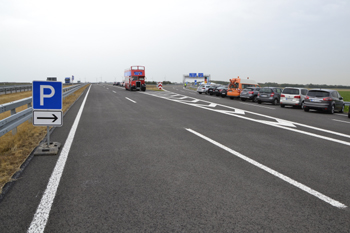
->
28, 85, 92, 233
126, 97, 136, 103
186, 128, 347, 209
113, 91, 116, 93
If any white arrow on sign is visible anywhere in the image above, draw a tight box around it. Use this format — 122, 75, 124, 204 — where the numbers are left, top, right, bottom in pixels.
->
33, 111, 63, 126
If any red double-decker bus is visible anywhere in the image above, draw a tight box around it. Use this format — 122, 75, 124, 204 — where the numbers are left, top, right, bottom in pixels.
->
124, 65, 146, 91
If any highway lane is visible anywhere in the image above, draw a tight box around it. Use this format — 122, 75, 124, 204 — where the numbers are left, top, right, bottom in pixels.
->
1, 84, 350, 232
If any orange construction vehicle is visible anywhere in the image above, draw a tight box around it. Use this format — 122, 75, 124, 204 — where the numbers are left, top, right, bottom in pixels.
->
226, 76, 260, 99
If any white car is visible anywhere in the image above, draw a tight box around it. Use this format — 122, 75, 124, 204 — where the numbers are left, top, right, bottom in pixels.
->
197, 85, 212, 94
280, 87, 308, 109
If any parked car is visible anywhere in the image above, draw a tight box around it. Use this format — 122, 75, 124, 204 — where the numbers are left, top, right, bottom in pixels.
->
219, 86, 229, 98
207, 85, 220, 95
304, 89, 344, 114
197, 84, 212, 94
213, 85, 228, 96
280, 87, 308, 109
113, 82, 117, 86
240, 87, 260, 102
257, 87, 283, 105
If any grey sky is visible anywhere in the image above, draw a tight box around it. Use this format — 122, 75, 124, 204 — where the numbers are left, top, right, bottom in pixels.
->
1, 0, 349, 85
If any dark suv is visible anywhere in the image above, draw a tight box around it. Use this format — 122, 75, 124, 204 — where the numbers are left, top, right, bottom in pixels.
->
257, 87, 283, 105
304, 89, 344, 114
240, 87, 260, 102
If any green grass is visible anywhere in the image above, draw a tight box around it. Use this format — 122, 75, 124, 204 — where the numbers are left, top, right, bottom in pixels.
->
339, 91, 350, 112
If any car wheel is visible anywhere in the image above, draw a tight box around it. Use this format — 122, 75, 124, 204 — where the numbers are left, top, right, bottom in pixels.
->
304, 107, 309, 112
253, 96, 258, 102
198, 92, 202, 94
258, 101, 262, 104
339, 105, 344, 113
300, 101, 304, 109
280, 104, 285, 108
329, 105, 335, 114
272, 99, 278, 105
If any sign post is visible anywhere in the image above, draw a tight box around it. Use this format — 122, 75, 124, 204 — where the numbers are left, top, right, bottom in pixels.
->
32, 81, 63, 155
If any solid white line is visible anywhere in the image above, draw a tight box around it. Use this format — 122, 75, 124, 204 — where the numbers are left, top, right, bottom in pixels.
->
28, 85, 92, 233
332, 119, 350, 124
125, 97, 136, 103
239, 102, 276, 110
335, 114, 348, 117
185, 128, 347, 209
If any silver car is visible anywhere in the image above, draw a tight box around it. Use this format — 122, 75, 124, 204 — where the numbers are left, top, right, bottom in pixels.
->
280, 87, 308, 109
197, 85, 212, 94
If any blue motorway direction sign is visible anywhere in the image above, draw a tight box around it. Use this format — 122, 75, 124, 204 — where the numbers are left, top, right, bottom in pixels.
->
198, 73, 204, 77
33, 81, 62, 110
189, 73, 197, 77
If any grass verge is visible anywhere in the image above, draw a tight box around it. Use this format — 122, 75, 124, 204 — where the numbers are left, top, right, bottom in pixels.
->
0, 84, 90, 193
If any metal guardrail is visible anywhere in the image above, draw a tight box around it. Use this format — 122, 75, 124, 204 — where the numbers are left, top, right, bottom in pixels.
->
0, 84, 87, 137
0, 85, 32, 94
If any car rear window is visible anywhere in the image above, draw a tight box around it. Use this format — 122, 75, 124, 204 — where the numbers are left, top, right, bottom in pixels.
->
307, 91, 330, 97
283, 88, 299, 94
260, 88, 272, 93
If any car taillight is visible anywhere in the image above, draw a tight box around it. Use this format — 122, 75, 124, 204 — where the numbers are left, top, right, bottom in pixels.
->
249, 91, 254, 94
258, 93, 260, 96
305, 96, 309, 99
281, 94, 285, 97
270, 93, 275, 97
294, 95, 301, 99
323, 97, 333, 101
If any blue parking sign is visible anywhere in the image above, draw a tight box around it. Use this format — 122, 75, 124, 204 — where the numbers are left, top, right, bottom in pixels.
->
33, 81, 62, 110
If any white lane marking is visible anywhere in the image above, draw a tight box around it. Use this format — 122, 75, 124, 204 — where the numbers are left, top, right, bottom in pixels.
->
142, 91, 350, 143
239, 102, 276, 110
113, 91, 116, 93
333, 119, 350, 124
106, 88, 109, 90
186, 128, 347, 209
126, 97, 136, 103
335, 114, 348, 117
28, 85, 92, 233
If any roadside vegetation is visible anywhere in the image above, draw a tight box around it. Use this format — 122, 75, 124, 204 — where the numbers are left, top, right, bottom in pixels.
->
0, 85, 90, 193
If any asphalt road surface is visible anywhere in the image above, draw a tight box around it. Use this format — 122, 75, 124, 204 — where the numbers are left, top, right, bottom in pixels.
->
1, 84, 350, 232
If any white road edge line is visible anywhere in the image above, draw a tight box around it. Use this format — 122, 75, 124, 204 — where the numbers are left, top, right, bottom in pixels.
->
186, 128, 347, 209
125, 97, 136, 103
28, 85, 92, 233
332, 119, 350, 124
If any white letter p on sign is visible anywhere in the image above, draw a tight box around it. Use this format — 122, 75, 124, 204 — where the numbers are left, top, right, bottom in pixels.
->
40, 85, 55, 106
